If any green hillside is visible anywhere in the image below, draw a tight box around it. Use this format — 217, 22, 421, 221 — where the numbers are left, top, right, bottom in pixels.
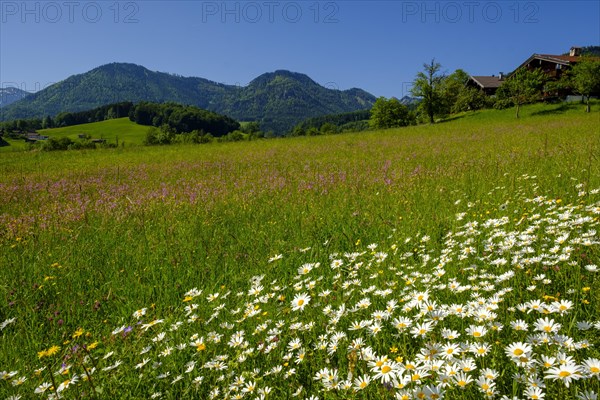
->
1, 117, 147, 153
38, 117, 149, 145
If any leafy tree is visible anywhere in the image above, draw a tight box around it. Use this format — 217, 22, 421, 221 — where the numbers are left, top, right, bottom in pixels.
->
241, 121, 261, 135
320, 122, 337, 134
292, 110, 371, 134
495, 68, 546, 118
570, 58, 600, 112
306, 127, 321, 136
143, 125, 175, 146
369, 97, 414, 129
452, 87, 491, 113
411, 59, 446, 124
42, 116, 54, 129
42, 137, 74, 151
441, 69, 470, 114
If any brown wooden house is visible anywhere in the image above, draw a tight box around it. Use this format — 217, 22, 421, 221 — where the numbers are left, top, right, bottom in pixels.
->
513, 47, 586, 80
469, 47, 598, 98
466, 74, 505, 96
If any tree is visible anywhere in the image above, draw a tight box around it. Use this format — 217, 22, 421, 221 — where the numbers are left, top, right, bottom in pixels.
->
452, 87, 491, 113
495, 68, 546, 118
369, 97, 414, 129
411, 59, 446, 123
42, 116, 54, 129
441, 69, 470, 114
570, 58, 600, 112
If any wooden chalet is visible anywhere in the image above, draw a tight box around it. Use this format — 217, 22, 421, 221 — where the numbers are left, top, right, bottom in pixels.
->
513, 47, 587, 80
469, 47, 599, 97
466, 74, 506, 96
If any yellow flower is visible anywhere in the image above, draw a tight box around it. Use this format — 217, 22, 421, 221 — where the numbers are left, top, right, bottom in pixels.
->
582, 287, 591, 292
389, 346, 398, 354
395, 356, 404, 363
72, 327, 84, 339
183, 296, 193, 302
38, 345, 60, 359
87, 341, 99, 350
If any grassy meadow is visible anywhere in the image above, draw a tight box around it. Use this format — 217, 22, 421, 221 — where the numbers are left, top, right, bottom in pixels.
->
37, 118, 149, 146
0, 118, 147, 154
0, 103, 599, 399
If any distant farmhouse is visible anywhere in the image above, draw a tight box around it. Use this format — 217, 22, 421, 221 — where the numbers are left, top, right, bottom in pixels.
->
466, 74, 505, 96
468, 47, 598, 97
24, 133, 49, 143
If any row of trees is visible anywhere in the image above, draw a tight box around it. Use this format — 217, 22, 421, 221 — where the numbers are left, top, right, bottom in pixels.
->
289, 110, 371, 136
130, 102, 240, 137
0, 101, 242, 139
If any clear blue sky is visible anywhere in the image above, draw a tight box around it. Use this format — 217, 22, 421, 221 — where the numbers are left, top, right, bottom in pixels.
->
1, 1, 599, 98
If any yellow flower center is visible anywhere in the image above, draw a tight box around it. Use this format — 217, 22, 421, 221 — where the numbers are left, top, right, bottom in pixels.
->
559, 371, 571, 378
381, 365, 392, 374
514, 349, 524, 356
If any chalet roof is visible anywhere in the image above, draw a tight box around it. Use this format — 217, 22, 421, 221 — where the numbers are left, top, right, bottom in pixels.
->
469, 76, 504, 89
513, 53, 598, 72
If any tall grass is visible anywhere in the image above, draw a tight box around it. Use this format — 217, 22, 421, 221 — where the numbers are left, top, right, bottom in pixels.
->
0, 104, 598, 399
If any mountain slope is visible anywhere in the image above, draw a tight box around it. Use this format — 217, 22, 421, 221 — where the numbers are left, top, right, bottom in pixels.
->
0, 87, 30, 108
1, 63, 376, 133
220, 70, 375, 133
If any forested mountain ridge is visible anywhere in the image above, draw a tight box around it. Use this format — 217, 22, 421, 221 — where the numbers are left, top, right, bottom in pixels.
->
1, 63, 376, 133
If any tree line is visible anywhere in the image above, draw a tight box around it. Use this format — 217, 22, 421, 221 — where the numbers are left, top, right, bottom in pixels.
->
0, 101, 241, 138
130, 102, 240, 137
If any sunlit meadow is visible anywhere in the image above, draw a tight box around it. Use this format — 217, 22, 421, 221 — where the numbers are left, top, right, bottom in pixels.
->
1, 105, 599, 399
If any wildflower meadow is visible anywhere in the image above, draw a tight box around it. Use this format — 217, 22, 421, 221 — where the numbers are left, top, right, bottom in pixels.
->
1, 105, 599, 399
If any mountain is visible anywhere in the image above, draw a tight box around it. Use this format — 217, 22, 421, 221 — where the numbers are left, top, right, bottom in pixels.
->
398, 95, 420, 109
0, 63, 376, 133
0, 87, 30, 108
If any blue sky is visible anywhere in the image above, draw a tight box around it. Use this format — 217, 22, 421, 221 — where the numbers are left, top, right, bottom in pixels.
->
1, 1, 599, 98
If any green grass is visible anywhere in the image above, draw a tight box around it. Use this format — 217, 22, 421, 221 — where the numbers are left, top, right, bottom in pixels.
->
37, 117, 149, 146
0, 138, 29, 153
0, 103, 599, 399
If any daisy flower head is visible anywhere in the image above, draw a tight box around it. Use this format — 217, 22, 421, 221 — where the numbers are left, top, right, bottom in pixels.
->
291, 293, 311, 312
544, 362, 583, 387
505, 342, 533, 361
551, 299, 573, 314
582, 358, 600, 378
373, 360, 399, 383
524, 385, 545, 400
466, 324, 488, 338
534, 317, 561, 333
584, 264, 598, 272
